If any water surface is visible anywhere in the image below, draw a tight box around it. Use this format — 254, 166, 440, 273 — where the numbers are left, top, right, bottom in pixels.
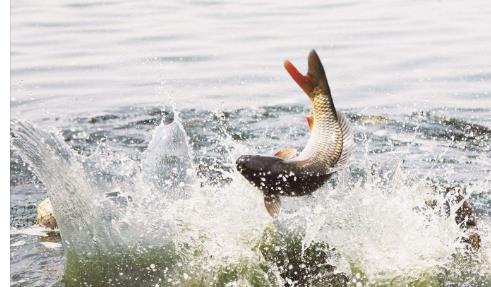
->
10, 0, 491, 286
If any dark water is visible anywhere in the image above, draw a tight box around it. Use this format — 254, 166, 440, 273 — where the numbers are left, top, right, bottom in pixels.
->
10, 0, 491, 286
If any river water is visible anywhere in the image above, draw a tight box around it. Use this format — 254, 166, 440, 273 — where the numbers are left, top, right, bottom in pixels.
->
10, 0, 491, 286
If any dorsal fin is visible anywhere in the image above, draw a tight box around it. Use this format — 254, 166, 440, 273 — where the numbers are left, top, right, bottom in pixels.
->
333, 112, 354, 168
306, 116, 314, 131
274, 148, 298, 160
264, 194, 281, 218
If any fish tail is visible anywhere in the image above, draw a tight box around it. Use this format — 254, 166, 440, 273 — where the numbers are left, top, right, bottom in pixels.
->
306, 50, 331, 97
284, 50, 332, 100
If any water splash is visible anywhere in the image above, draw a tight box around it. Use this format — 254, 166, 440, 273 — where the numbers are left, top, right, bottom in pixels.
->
11, 115, 272, 285
11, 120, 109, 253
10, 110, 491, 286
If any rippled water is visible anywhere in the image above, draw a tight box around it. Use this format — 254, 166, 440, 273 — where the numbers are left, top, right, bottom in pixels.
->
10, 0, 491, 286
11, 0, 491, 118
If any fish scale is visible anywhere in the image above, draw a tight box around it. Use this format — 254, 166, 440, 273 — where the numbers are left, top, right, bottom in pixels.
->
294, 92, 343, 171
236, 50, 353, 218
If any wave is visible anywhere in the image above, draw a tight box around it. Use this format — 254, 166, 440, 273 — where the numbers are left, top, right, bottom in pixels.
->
10, 107, 491, 286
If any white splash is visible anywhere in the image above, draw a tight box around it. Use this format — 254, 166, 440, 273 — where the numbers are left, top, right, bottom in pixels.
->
11, 116, 270, 273
10, 115, 490, 285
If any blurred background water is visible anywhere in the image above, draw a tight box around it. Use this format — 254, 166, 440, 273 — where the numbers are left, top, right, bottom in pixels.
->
11, 0, 491, 119
10, 0, 491, 286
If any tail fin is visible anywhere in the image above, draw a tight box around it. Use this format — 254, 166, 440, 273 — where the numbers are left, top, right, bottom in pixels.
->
307, 50, 331, 96
284, 49, 332, 98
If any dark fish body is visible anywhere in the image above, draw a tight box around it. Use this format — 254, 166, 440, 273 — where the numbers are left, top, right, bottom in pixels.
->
236, 50, 354, 217
236, 155, 333, 196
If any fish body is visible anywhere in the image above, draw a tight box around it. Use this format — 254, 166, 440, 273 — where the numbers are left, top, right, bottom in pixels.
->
236, 50, 353, 217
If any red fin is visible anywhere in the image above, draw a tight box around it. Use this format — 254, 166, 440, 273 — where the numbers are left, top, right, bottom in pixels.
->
284, 60, 313, 95
284, 50, 331, 97
306, 116, 314, 131
274, 148, 297, 160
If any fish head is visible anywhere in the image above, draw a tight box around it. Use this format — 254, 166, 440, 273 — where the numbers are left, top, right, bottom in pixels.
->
284, 49, 330, 100
236, 155, 283, 189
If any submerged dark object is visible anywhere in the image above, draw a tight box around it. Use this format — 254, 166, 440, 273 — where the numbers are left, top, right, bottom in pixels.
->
258, 226, 349, 286
236, 50, 354, 217
444, 186, 481, 252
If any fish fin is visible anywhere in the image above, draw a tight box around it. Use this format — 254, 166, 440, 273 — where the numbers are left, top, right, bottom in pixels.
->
264, 194, 281, 218
274, 148, 298, 160
334, 112, 354, 168
306, 50, 330, 96
306, 116, 314, 131
284, 60, 313, 95
284, 50, 335, 111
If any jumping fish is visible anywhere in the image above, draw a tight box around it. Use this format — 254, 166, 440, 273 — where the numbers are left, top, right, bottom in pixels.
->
236, 50, 354, 218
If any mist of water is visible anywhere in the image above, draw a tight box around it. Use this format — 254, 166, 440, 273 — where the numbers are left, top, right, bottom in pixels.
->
10, 113, 491, 286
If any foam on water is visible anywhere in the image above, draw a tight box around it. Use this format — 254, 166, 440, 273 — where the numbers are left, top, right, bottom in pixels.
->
10, 112, 491, 286
11, 115, 272, 284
